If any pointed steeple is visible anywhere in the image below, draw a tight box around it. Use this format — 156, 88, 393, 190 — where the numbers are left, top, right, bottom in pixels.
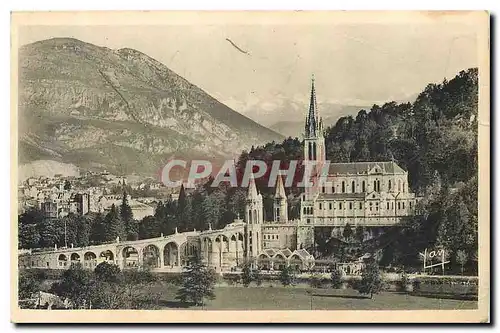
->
275, 175, 286, 199
247, 173, 259, 199
305, 74, 321, 138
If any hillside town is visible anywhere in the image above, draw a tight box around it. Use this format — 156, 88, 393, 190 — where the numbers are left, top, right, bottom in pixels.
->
18, 170, 173, 221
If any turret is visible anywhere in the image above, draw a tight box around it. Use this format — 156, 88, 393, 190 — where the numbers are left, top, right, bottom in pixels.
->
273, 175, 288, 223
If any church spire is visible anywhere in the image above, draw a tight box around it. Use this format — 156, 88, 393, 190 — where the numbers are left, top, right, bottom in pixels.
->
247, 173, 259, 199
275, 175, 286, 199
305, 74, 321, 138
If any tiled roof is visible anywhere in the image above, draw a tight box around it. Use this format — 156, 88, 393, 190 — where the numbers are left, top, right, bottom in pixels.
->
328, 161, 406, 175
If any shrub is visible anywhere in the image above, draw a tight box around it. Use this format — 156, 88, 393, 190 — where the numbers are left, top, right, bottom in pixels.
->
309, 274, 323, 289
330, 269, 343, 289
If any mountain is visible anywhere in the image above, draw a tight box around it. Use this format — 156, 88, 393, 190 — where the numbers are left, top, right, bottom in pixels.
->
221, 91, 418, 138
18, 38, 283, 177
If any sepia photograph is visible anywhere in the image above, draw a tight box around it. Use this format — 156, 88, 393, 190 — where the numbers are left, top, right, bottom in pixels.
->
10, 10, 489, 323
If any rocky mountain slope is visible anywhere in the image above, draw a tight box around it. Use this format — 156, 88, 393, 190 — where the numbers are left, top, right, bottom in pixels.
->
18, 38, 283, 176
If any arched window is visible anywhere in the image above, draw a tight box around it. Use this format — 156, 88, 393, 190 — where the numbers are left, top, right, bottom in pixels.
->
351, 181, 355, 193
339, 203, 343, 210
319, 203, 322, 210
332, 185, 335, 193
342, 181, 345, 193
398, 180, 402, 192
388, 180, 392, 191
377, 180, 381, 192
313, 142, 317, 160
398, 202, 401, 210
322, 186, 325, 193
308, 142, 312, 160
373, 180, 377, 192
362, 181, 366, 192
303, 207, 306, 214
248, 209, 252, 223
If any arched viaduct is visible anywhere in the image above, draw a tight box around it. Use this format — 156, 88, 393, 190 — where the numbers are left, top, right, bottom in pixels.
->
18, 222, 248, 273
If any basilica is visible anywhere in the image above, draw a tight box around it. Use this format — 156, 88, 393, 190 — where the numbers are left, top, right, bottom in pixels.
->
245, 77, 419, 263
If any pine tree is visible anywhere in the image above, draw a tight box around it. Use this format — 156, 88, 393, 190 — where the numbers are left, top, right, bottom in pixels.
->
90, 213, 106, 244
176, 252, 216, 306
120, 192, 137, 241
105, 204, 125, 242
76, 216, 90, 247
357, 259, 383, 299
177, 184, 187, 231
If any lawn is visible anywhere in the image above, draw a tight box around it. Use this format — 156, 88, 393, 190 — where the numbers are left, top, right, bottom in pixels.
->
149, 284, 478, 310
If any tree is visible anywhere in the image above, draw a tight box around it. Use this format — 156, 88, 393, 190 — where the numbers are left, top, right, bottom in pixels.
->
355, 225, 365, 243
50, 263, 95, 308
75, 216, 90, 247
456, 250, 468, 275
90, 213, 106, 244
19, 223, 40, 249
94, 262, 122, 283
37, 219, 59, 248
104, 204, 125, 242
330, 268, 343, 289
279, 265, 295, 287
343, 223, 353, 241
120, 193, 137, 241
176, 252, 216, 306
357, 259, 383, 299
241, 263, 252, 287
18, 271, 41, 299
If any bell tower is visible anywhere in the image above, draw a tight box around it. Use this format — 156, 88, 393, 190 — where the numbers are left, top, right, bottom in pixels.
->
245, 175, 263, 260
304, 74, 326, 166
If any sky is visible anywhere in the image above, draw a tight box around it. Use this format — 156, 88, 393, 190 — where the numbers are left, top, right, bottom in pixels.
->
18, 21, 478, 108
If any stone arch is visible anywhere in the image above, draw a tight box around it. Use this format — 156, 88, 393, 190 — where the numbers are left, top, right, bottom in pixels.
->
163, 242, 179, 267
218, 235, 230, 252
84, 251, 97, 261
202, 237, 213, 266
180, 239, 200, 265
143, 244, 161, 268
99, 250, 114, 263
58, 254, 68, 267
70, 253, 80, 262
122, 246, 139, 268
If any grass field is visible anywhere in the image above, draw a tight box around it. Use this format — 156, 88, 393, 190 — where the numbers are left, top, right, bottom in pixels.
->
149, 284, 478, 310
